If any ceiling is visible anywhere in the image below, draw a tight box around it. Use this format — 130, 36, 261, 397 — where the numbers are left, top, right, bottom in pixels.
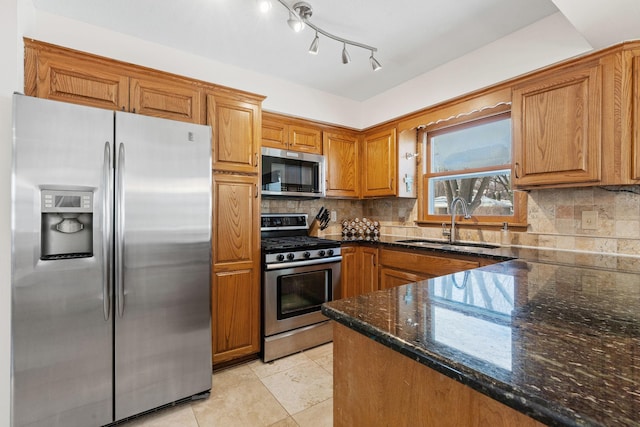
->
31, 0, 562, 101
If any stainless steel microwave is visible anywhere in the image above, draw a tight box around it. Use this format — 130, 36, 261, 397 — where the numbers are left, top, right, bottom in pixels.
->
261, 147, 325, 198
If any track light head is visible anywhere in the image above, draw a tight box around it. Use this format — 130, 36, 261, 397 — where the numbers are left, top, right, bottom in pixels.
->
287, 12, 305, 32
341, 43, 351, 64
370, 53, 382, 71
309, 32, 319, 55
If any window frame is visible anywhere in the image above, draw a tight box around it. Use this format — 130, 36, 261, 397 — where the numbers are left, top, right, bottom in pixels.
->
419, 111, 527, 228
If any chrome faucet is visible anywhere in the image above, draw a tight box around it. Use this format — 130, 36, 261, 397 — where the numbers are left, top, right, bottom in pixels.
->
448, 196, 471, 244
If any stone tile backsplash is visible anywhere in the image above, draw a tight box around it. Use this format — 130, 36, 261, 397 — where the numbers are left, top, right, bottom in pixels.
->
261, 186, 640, 257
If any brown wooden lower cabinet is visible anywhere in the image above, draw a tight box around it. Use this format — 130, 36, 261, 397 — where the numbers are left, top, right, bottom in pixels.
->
342, 245, 497, 297
341, 245, 378, 298
333, 323, 544, 427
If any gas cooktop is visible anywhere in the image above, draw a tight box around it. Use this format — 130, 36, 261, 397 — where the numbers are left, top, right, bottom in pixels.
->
260, 213, 340, 259
261, 235, 340, 252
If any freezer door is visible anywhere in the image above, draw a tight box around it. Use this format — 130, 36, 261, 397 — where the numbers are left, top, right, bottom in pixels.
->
114, 112, 212, 421
11, 95, 114, 427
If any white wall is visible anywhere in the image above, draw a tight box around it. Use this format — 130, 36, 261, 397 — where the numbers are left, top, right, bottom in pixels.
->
552, 0, 640, 48
26, 9, 593, 130
29, 9, 363, 128
360, 12, 592, 128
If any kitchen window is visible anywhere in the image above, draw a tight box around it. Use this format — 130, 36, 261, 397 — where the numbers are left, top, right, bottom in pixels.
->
421, 112, 526, 227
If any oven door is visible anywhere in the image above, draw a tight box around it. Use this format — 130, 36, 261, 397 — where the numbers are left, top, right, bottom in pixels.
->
263, 258, 340, 337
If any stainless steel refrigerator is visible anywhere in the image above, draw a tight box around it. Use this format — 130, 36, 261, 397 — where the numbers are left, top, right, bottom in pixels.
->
11, 94, 212, 427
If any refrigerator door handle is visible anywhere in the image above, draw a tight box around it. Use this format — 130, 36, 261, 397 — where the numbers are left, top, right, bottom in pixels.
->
116, 142, 126, 317
103, 142, 112, 321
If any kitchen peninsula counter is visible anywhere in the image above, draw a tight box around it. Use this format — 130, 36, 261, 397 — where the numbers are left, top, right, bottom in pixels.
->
322, 247, 640, 426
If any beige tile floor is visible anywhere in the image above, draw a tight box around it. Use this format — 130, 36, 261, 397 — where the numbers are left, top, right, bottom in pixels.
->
120, 343, 334, 427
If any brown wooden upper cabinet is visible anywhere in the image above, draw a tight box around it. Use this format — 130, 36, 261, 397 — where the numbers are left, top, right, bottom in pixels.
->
323, 131, 360, 198
129, 76, 202, 123
362, 127, 397, 197
262, 112, 322, 154
512, 60, 602, 187
207, 93, 261, 173
26, 40, 202, 124
29, 48, 130, 112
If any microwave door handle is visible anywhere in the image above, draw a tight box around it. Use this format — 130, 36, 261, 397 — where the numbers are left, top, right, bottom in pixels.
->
115, 142, 126, 317
102, 142, 112, 321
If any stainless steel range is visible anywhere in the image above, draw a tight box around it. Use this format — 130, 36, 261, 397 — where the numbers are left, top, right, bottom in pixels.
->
261, 213, 341, 362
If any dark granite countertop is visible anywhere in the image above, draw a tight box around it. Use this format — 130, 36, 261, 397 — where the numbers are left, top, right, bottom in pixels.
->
322, 238, 640, 426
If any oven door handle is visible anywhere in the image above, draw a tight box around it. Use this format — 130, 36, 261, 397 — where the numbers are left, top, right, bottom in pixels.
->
265, 256, 342, 270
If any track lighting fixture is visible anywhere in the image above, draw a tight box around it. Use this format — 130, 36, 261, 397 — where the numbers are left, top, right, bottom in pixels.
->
260, 0, 382, 70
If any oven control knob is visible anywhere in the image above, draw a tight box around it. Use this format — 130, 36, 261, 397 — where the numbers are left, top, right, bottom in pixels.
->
303, 251, 311, 259
318, 250, 326, 257
286, 253, 295, 261
276, 254, 285, 262
327, 249, 334, 256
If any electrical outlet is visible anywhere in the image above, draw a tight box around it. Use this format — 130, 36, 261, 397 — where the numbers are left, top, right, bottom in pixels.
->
330, 210, 337, 222
582, 211, 598, 230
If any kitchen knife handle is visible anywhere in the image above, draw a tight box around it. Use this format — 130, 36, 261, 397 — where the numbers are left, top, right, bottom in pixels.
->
102, 142, 112, 321
116, 142, 126, 317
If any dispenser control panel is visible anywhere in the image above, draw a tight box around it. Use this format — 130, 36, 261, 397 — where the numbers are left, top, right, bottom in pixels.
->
41, 190, 93, 213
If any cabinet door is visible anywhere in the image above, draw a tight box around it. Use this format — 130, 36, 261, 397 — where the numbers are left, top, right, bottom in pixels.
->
342, 246, 379, 298
512, 62, 602, 187
379, 267, 429, 290
359, 247, 379, 294
362, 127, 397, 197
262, 118, 288, 150
207, 94, 260, 173
289, 124, 322, 154
341, 246, 358, 298
324, 131, 360, 198
32, 50, 130, 111
211, 174, 260, 364
130, 76, 202, 123
212, 269, 259, 364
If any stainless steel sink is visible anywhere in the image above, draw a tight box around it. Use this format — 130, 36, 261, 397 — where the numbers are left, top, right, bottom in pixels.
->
396, 239, 499, 250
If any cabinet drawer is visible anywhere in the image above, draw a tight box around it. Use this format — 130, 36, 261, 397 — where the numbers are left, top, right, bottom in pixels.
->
379, 248, 479, 277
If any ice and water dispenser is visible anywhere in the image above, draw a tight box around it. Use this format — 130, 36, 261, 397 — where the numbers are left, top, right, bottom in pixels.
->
40, 189, 94, 260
